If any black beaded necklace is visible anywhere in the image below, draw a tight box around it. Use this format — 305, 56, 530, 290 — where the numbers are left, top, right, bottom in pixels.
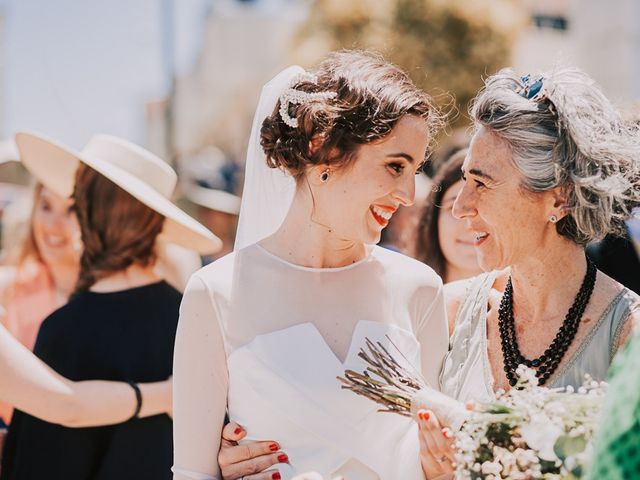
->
498, 258, 597, 386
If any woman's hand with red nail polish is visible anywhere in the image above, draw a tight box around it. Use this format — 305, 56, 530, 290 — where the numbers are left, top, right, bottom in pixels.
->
291, 472, 345, 480
218, 421, 284, 480
416, 409, 456, 479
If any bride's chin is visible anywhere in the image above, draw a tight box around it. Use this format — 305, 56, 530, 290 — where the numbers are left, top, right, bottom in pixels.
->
363, 229, 382, 245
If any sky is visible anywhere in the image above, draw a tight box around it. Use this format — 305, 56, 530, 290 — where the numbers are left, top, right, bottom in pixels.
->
1, 0, 209, 149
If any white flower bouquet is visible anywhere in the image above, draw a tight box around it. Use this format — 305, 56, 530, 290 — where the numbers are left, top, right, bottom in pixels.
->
339, 339, 607, 480
454, 366, 607, 480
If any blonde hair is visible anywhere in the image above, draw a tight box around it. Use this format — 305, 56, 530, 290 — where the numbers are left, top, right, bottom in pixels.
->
4, 183, 45, 268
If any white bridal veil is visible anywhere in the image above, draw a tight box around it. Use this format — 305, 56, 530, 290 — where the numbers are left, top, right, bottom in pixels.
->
234, 66, 304, 251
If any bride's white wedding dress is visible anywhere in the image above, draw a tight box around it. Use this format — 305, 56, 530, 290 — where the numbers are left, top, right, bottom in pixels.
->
172, 243, 448, 480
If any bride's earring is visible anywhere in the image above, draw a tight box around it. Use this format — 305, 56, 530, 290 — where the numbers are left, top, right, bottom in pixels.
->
549, 215, 558, 223
320, 168, 330, 183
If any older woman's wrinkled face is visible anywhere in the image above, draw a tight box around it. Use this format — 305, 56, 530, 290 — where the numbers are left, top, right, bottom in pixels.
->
452, 127, 557, 271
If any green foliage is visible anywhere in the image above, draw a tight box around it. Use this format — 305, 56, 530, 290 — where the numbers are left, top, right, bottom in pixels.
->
294, 0, 525, 127
554, 434, 588, 461
486, 421, 516, 448
485, 403, 513, 414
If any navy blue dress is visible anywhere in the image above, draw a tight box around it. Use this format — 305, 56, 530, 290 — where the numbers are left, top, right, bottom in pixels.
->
0, 281, 180, 480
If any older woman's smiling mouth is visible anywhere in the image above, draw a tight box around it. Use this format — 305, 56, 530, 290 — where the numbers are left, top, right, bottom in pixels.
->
473, 232, 489, 246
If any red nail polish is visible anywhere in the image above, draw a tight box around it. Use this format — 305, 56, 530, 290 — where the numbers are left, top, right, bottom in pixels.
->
234, 427, 243, 435
277, 454, 288, 463
272, 473, 281, 480
269, 443, 279, 452
423, 411, 430, 421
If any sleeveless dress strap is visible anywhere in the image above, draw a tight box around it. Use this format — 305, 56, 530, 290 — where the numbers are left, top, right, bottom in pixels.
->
549, 288, 639, 388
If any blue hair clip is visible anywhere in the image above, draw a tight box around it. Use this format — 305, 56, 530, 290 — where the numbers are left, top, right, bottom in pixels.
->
518, 74, 544, 100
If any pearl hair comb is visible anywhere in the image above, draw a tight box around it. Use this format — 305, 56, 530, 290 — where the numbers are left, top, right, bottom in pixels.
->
279, 71, 337, 128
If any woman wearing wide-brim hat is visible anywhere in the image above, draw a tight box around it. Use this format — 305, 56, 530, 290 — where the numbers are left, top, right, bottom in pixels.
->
1, 132, 221, 480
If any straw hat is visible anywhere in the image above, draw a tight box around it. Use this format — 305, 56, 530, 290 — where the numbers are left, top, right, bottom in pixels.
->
186, 184, 242, 215
15, 131, 222, 255
0, 139, 18, 164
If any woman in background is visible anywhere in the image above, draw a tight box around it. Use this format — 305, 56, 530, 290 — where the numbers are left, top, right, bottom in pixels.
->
1, 132, 220, 480
0, 183, 80, 424
415, 149, 482, 285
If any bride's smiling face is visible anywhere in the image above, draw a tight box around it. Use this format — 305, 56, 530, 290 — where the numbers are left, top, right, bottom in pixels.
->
311, 115, 430, 245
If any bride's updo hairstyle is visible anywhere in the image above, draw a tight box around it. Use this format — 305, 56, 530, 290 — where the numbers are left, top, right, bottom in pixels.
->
260, 50, 442, 182
471, 68, 640, 245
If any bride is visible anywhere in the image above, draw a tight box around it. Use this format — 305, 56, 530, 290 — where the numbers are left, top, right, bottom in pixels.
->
172, 50, 448, 480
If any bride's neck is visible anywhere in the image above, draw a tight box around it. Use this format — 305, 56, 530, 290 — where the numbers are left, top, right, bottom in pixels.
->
260, 188, 369, 269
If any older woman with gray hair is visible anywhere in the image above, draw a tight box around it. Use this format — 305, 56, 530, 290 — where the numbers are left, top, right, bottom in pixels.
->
416, 67, 640, 478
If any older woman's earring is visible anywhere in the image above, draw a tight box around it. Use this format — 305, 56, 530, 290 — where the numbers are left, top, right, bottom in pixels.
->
549, 215, 558, 223
320, 169, 330, 183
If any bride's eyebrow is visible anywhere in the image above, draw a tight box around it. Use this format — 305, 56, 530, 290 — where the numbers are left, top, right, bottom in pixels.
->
386, 153, 415, 163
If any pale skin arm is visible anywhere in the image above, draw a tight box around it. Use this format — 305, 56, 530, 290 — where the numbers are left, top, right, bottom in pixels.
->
171, 279, 287, 480
614, 301, 640, 352
415, 281, 450, 389
173, 275, 229, 480
0, 321, 172, 427
416, 277, 474, 480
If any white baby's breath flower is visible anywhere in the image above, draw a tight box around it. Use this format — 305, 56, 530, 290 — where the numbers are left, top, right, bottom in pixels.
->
509, 472, 527, 480
572, 425, 586, 436
481, 461, 503, 476
520, 413, 563, 461
544, 400, 566, 416
452, 368, 606, 479
514, 447, 539, 466
494, 447, 517, 469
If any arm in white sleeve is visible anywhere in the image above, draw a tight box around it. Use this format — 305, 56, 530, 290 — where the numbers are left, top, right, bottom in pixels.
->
416, 281, 449, 389
173, 275, 229, 480
413, 282, 469, 430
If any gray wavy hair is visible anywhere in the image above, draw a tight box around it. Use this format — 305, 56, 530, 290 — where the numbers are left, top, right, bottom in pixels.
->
470, 67, 640, 245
